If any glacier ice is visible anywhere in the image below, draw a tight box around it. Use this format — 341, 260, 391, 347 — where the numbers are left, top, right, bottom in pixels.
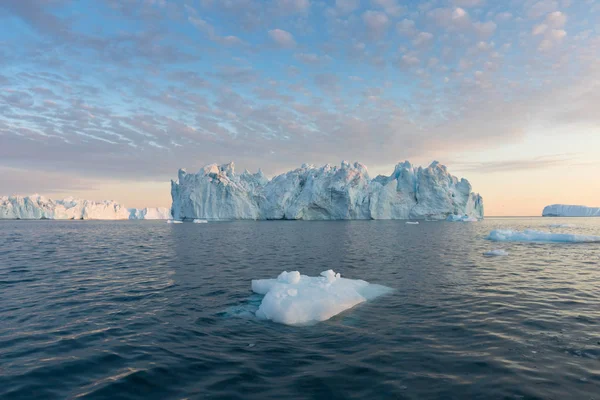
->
171, 161, 484, 221
484, 249, 508, 256
251, 270, 392, 326
487, 229, 600, 243
0, 194, 169, 220
128, 207, 172, 220
542, 204, 600, 217
446, 214, 478, 222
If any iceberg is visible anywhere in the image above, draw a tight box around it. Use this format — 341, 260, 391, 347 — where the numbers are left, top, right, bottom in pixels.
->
484, 249, 508, 256
166, 219, 183, 224
0, 194, 170, 220
193, 219, 208, 223
171, 161, 484, 221
251, 270, 392, 326
487, 229, 600, 243
406, 221, 419, 225
128, 207, 171, 220
542, 204, 600, 217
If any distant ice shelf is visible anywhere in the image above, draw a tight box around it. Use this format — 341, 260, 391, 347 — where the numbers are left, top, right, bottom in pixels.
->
542, 204, 600, 217
0, 194, 170, 220
487, 229, 600, 243
171, 160, 484, 221
251, 270, 392, 326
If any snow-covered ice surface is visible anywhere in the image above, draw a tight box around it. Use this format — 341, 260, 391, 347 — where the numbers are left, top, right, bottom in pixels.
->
251, 270, 393, 326
0, 194, 170, 220
543, 204, 600, 217
484, 249, 508, 256
487, 229, 600, 243
171, 161, 483, 221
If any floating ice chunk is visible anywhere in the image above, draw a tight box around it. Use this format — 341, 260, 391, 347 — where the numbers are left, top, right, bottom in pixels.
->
548, 224, 575, 228
251, 270, 392, 326
167, 220, 183, 224
542, 204, 600, 217
406, 221, 419, 225
193, 219, 208, 223
484, 249, 508, 256
487, 229, 600, 243
447, 214, 478, 222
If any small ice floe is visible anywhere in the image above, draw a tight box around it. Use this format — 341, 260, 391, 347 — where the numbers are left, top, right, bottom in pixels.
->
193, 219, 208, 223
487, 229, 600, 243
548, 224, 576, 228
167, 220, 183, 224
406, 221, 419, 225
251, 270, 392, 326
484, 249, 508, 256
446, 215, 478, 222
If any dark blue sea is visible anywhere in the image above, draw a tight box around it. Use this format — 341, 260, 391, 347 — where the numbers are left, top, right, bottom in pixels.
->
1, 218, 599, 399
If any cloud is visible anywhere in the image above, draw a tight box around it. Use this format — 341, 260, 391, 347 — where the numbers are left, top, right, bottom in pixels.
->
294, 52, 333, 64
335, 0, 360, 14
451, 154, 581, 173
413, 32, 434, 48
362, 10, 390, 38
268, 28, 296, 47
396, 19, 417, 36
370, 0, 405, 17
274, 0, 311, 15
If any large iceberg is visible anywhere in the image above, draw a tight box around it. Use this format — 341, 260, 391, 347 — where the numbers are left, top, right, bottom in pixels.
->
171, 161, 484, 220
128, 207, 172, 220
0, 195, 170, 220
542, 204, 600, 217
487, 229, 600, 243
251, 270, 392, 326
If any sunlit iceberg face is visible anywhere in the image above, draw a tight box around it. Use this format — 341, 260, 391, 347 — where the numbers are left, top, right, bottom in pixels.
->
251, 270, 393, 326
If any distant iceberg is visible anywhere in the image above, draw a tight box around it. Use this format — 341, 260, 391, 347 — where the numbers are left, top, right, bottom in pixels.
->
0, 194, 170, 220
251, 270, 392, 326
193, 219, 208, 223
542, 204, 600, 217
487, 229, 600, 243
484, 249, 508, 256
171, 160, 484, 221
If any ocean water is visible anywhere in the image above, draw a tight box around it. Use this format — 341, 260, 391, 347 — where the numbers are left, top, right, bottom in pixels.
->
1, 218, 599, 399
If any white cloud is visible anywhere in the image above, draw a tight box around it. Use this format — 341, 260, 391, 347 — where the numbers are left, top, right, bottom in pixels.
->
275, 0, 311, 15
362, 10, 390, 38
294, 52, 332, 64
268, 28, 296, 47
473, 21, 497, 37
396, 19, 417, 36
527, 0, 559, 19
335, 0, 360, 14
532, 23, 548, 35
495, 12, 512, 22
370, 0, 405, 17
453, 0, 483, 7
545, 11, 567, 27
413, 32, 434, 47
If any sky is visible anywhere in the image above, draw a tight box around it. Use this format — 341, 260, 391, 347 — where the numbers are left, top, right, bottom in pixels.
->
0, 0, 599, 216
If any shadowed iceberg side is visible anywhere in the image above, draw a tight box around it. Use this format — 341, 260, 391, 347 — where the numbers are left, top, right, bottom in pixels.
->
170, 161, 484, 220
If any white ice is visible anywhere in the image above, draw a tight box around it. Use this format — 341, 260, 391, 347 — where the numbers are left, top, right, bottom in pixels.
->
193, 219, 208, 223
542, 204, 600, 217
484, 249, 508, 256
0, 194, 170, 220
251, 270, 392, 326
548, 224, 576, 228
406, 221, 419, 225
167, 220, 183, 224
171, 161, 483, 221
487, 229, 600, 243
446, 214, 478, 222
